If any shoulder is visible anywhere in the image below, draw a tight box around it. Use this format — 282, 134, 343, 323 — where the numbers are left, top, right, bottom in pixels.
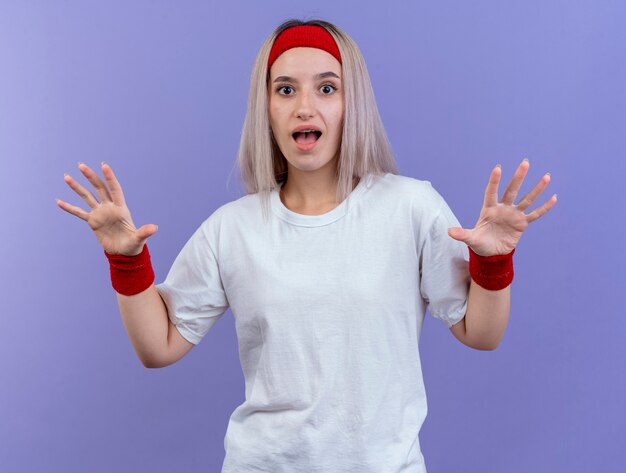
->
197, 192, 263, 234
370, 173, 460, 239
371, 172, 447, 211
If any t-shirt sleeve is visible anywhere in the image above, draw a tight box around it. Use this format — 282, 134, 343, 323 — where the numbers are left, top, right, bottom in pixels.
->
418, 189, 470, 328
155, 219, 229, 345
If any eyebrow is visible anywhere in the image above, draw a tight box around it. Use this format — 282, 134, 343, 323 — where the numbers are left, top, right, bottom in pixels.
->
272, 71, 341, 83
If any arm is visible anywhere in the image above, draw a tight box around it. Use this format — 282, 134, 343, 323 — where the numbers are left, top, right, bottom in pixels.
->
117, 284, 194, 368
450, 280, 510, 350
57, 161, 195, 368
447, 159, 557, 350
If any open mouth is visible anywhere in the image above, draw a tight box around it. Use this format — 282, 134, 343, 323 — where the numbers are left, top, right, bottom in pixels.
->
292, 130, 322, 145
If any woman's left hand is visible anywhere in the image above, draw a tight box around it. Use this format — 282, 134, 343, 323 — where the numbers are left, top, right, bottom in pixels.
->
447, 159, 557, 256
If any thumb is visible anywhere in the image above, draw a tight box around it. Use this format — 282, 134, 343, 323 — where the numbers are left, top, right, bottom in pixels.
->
447, 227, 470, 242
137, 223, 158, 241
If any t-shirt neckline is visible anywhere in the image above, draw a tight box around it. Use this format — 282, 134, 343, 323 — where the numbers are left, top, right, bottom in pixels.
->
271, 174, 372, 227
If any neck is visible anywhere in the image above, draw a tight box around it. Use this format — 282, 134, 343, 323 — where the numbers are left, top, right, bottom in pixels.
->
279, 163, 359, 216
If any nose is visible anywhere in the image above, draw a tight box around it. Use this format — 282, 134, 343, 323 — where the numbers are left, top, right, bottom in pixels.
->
295, 89, 315, 119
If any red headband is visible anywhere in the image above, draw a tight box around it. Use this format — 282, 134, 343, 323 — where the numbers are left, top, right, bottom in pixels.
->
268, 25, 342, 70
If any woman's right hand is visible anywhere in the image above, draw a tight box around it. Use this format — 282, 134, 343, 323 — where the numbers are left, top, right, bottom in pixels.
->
56, 162, 158, 256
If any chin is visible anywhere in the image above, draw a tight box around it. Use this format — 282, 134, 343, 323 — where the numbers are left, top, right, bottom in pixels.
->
283, 148, 339, 172
286, 157, 337, 174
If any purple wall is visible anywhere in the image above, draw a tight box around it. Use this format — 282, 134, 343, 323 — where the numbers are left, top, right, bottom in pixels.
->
1, 1, 624, 472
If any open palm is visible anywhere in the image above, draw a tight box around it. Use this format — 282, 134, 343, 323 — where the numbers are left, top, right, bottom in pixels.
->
56, 162, 158, 256
448, 159, 557, 256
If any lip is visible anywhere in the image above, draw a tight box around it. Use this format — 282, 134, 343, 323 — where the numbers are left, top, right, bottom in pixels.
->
292, 124, 322, 134
291, 124, 322, 152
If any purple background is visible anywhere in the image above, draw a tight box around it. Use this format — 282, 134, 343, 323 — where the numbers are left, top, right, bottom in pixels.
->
1, 1, 624, 472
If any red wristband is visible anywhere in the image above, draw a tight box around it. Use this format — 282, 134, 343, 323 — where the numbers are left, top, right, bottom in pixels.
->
468, 246, 515, 291
104, 244, 155, 296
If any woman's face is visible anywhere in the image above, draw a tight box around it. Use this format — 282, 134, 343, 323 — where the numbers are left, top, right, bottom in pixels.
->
268, 47, 343, 176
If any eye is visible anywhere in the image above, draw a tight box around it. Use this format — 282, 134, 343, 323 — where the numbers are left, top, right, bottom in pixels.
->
277, 86, 294, 95
320, 84, 337, 94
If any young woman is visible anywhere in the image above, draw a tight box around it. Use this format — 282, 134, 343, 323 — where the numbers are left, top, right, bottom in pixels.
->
57, 18, 556, 473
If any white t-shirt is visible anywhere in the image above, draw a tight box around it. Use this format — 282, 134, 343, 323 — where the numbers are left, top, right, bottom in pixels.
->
155, 172, 470, 473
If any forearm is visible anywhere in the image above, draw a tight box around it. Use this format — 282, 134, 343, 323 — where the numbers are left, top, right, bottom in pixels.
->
462, 279, 510, 350
116, 284, 171, 367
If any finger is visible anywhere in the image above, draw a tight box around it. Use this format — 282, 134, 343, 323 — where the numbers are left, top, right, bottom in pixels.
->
516, 172, 551, 212
63, 173, 100, 209
137, 223, 158, 241
55, 197, 90, 221
78, 162, 113, 203
526, 194, 558, 223
448, 227, 472, 244
483, 164, 501, 208
501, 158, 530, 205
101, 162, 127, 207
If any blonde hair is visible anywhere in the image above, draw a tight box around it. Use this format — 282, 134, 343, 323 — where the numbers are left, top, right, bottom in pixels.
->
236, 19, 399, 221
